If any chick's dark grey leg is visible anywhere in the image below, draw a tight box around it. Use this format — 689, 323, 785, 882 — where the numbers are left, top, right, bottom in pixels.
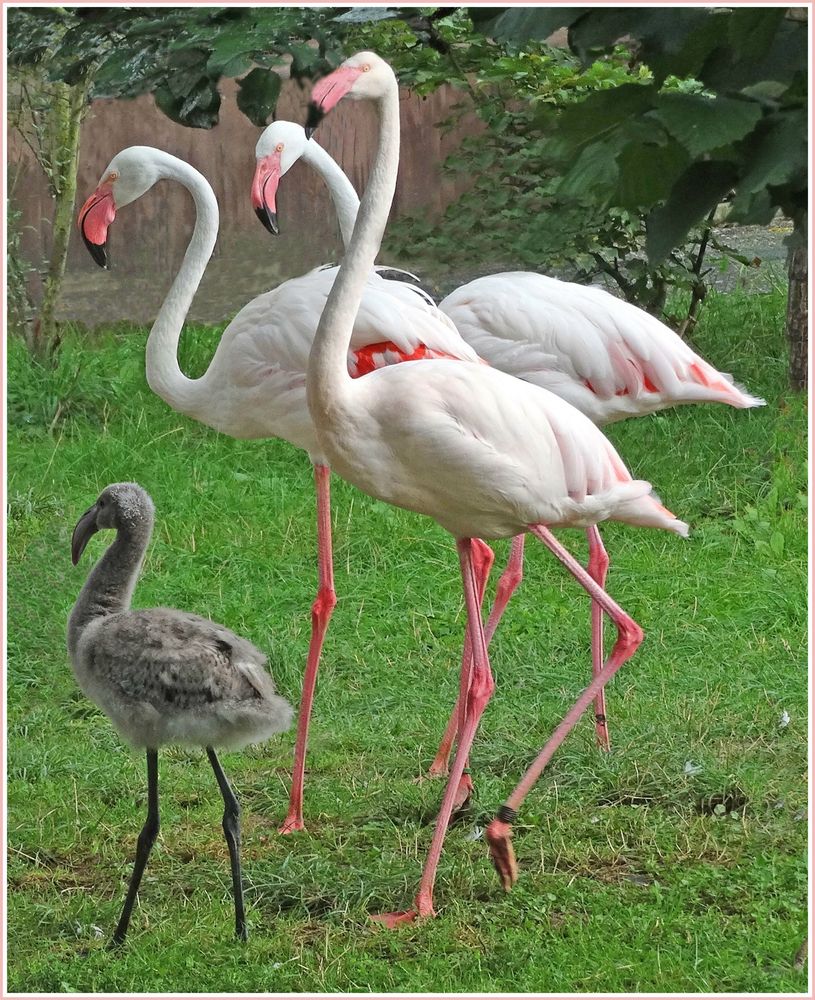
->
110, 749, 160, 947
206, 747, 247, 941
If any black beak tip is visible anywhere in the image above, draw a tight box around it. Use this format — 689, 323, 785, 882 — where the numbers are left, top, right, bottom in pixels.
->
82, 232, 109, 269
255, 206, 279, 236
305, 103, 325, 139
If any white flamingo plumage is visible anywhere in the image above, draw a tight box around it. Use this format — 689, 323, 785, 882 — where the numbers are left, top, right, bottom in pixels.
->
302, 51, 689, 924
252, 121, 761, 422
254, 117, 764, 778
77, 146, 480, 835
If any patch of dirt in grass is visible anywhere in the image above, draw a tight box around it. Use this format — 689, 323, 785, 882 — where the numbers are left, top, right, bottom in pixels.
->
597, 790, 661, 808
256, 889, 341, 920
595, 785, 751, 817
695, 787, 749, 817
371, 803, 441, 827
8, 847, 112, 892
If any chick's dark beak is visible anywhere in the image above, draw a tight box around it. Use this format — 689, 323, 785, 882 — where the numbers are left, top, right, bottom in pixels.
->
305, 103, 325, 140
71, 504, 100, 565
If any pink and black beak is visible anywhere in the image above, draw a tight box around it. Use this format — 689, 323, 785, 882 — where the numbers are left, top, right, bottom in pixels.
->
251, 152, 282, 235
305, 65, 364, 138
71, 502, 100, 565
77, 182, 116, 269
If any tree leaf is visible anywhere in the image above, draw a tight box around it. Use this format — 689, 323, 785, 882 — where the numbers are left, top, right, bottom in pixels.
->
726, 8, 785, 62
615, 139, 690, 210
569, 8, 719, 80
553, 83, 656, 149
205, 30, 256, 76
701, 18, 807, 90
649, 92, 763, 157
165, 48, 211, 99
734, 110, 807, 196
236, 67, 282, 127
557, 141, 619, 199
727, 188, 776, 227
154, 79, 221, 129
646, 161, 737, 263
469, 7, 585, 43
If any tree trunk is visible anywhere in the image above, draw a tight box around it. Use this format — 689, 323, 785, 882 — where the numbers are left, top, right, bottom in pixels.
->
785, 226, 808, 392
30, 79, 88, 360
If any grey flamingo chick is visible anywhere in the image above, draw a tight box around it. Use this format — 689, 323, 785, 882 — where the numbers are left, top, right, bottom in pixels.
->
67, 482, 293, 945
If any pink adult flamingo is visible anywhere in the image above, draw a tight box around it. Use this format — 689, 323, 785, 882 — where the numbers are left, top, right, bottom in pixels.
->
302, 51, 688, 924
253, 119, 764, 780
77, 146, 481, 836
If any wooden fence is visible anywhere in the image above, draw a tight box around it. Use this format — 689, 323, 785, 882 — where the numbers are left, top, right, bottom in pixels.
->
9, 78, 478, 328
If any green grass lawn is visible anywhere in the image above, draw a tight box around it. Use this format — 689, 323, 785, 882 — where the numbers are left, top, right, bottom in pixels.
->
6, 287, 807, 993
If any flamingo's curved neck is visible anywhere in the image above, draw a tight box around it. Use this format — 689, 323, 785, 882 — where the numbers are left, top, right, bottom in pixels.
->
67, 517, 152, 658
144, 154, 219, 417
302, 140, 360, 249
307, 79, 400, 425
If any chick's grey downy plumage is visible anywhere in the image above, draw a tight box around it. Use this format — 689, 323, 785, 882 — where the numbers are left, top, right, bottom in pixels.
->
67, 482, 292, 946
68, 482, 292, 749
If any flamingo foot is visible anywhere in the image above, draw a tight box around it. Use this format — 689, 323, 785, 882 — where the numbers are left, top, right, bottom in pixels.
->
370, 909, 419, 928
486, 818, 518, 891
371, 895, 435, 928
278, 813, 305, 835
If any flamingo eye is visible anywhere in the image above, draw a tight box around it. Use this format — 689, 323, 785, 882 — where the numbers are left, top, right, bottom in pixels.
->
362, 64, 371, 72
107, 171, 118, 182
275, 143, 284, 153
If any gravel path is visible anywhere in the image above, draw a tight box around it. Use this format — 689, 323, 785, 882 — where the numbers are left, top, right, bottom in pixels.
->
433, 220, 791, 301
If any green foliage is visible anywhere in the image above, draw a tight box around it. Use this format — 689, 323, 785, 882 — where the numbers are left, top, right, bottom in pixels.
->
470, 6, 807, 261
7, 328, 128, 434
8, 62, 90, 359
339, 10, 733, 316
236, 68, 283, 128
7, 7, 344, 130
7, 198, 33, 339
6, 292, 808, 991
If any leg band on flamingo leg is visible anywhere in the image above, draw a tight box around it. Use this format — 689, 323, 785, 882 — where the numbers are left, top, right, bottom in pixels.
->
279, 464, 337, 835
486, 524, 643, 890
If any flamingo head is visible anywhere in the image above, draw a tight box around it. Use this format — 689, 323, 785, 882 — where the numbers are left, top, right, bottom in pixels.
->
252, 121, 310, 236
71, 482, 155, 565
305, 52, 395, 138
77, 147, 162, 269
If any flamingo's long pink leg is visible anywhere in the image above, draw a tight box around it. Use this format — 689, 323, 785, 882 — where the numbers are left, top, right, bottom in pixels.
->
486, 524, 643, 890
426, 694, 461, 778
372, 538, 496, 926
444, 538, 493, 811
427, 534, 526, 777
586, 525, 611, 751
278, 463, 337, 835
